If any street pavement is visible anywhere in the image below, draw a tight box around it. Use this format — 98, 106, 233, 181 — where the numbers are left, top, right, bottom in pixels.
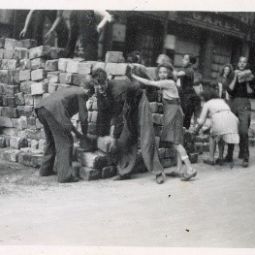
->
0, 148, 255, 248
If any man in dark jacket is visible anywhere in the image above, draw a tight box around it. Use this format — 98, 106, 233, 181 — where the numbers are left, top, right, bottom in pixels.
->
107, 65, 165, 184
36, 87, 88, 183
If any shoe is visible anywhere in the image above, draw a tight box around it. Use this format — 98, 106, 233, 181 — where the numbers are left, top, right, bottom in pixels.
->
68, 176, 80, 183
224, 156, 233, 163
203, 159, 215, 165
242, 159, 249, 168
238, 152, 244, 159
215, 158, 224, 166
113, 175, 131, 181
156, 173, 165, 184
181, 169, 197, 181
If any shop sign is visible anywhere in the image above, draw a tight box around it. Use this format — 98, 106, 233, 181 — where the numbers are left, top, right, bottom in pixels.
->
179, 12, 248, 38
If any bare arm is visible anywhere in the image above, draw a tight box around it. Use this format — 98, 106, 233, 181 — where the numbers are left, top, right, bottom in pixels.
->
197, 103, 209, 126
20, 10, 34, 37
227, 72, 237, 95
94, 10, 113, 33
45, 10, 64, 40
131, 73, 175, 90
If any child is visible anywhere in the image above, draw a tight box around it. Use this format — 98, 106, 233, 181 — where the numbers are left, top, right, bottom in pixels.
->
194, 87, 239, 165
131, 63, 197, 181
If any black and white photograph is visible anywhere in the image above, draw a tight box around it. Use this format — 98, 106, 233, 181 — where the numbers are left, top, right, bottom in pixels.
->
0, 1, 255, 254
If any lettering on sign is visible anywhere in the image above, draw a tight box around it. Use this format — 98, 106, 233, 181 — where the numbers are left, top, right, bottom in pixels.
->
192, 13, 241, 33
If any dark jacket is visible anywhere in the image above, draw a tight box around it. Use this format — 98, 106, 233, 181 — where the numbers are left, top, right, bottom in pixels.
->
35, 87, 88, 134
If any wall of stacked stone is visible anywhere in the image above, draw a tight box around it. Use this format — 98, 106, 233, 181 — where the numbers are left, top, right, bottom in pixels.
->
0, 38, 202, 180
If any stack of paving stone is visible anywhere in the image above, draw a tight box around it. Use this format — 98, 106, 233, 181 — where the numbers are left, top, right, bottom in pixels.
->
0, 39, 199, 179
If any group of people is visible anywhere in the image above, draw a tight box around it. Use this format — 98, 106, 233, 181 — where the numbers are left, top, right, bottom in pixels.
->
23, 10, 254, 183
196, 56, 254, 168
19, 10, 113, 60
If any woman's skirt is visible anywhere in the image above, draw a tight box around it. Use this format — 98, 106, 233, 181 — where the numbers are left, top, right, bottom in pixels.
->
161, 99, 184, 145
211, 110, 240, 144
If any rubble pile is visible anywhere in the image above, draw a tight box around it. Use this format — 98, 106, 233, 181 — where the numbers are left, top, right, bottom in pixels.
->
0, 38, 202, 180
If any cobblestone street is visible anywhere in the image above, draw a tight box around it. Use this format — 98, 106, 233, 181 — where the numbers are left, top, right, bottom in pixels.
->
0, 148, 255, 247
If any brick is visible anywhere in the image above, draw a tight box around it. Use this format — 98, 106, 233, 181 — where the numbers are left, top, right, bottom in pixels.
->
23, 94, 33, 106
72, 74, 90, 87
57, 83, 70, 90
3, 49, 15, 59
27, 116, 37, 129
78, 151, 110, 169
79, 167, 101, 181
91, 61, 106, 72
20, 81, 33, 94
48, 82, 58, 94
1, 107, 18, 118
4, 85, 20, 96
158, 103, 163, 113
16, 92, 26, 106
45, 59, 58, 71
19, 70, 31, 82
152, 113, 163, 125
4, 38, 18, 50
17, 106, 34, 117
58, 58, 70, 72
0, 116, 14, 127
31, 139, 39, 151
105, 63, 128, 76
14, 47, 29, 59
78, 62, 92, 75
2, 149, 20, 162
16, 39, 37, 49
25, 129, 45, 140
31, 69, 46, 81
49, 47, 65, 59
10, 136, 28, 149
20, 59, 31, 70
29, 45, 50, 59
47, 72, 59, 83
0, 70, 10, 83
0, 38, 5, 48
42, 93, 50, 99
0, 49, 4, 59
105, 51, 124, 63
0, 83, 4, 94
31, 82, 48, 95
3, 96, 16, 107
66, 59, 81, 73
15, 116, 27, 130
0, 136, 6, 148
33, 95, 43, 107
189, 152, 198, 164
149, 102, 158, 113
31, 58, 46, 70
38, 139, 46, 152
1, 59, 17, 70
7, 70, 20, 84
59, 72, 73, 84
101, 166, 117, 179
31, 153, 43, 168
1, 127, 18, 137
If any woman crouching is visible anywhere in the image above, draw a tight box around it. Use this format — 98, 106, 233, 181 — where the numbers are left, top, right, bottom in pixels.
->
194, 87, 239, 165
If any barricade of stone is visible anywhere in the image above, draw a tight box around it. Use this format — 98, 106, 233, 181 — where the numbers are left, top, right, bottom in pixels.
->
0, 38, 201, 180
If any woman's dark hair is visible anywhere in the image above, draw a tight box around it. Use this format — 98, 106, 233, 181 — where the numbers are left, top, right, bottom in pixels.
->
127, 50, 142, 63
88, 68, 108, 95
91, 68, 107, 84
156, 63, 174, 80
200, 87, 219, 102
219, 64, 233, 77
